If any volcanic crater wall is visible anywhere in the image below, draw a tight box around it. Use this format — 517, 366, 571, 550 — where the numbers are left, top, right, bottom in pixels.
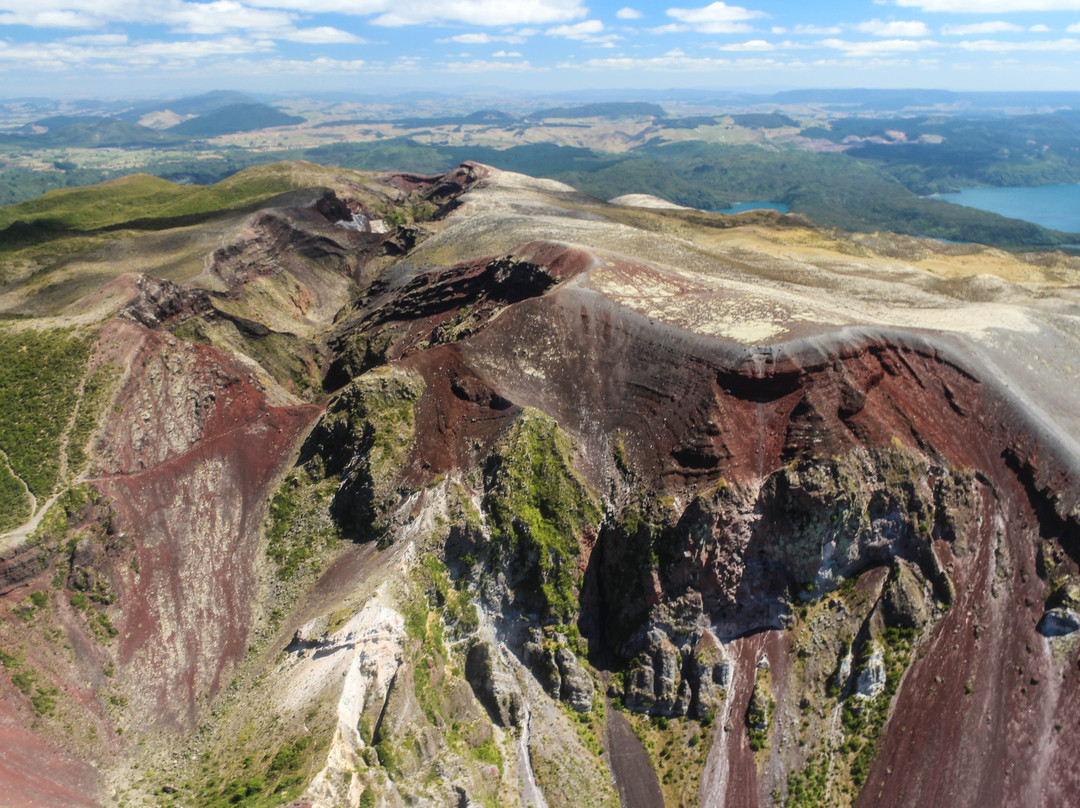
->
323, 233, 1080, 808
3, 165, 1080, 808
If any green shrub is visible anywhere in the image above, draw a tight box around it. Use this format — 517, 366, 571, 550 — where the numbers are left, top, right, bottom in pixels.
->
0, 327, 95, 498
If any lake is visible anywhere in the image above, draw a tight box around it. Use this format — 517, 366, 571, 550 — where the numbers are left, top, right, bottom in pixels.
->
713, 200, 790, 215
934, 184, 1080, 233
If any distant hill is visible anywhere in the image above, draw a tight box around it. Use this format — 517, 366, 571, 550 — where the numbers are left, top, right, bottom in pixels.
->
463, 109, 520, 124
0, 163, 326, 234
730, 113, 798, 129
530, 102, 666, 120
27, 115, 105, 131
168, 103, 304, 137
0, 118, 185, 148
119, 91, 257, 122
767, 88, 1080, 111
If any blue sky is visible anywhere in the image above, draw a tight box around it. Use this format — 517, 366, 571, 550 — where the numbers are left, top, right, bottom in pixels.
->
4, 0, 1080, 97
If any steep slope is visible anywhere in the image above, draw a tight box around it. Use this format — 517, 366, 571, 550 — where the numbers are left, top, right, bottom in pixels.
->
0, 161, 1079, 808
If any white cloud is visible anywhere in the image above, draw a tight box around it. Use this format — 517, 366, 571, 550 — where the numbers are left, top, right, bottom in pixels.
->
820, 37, 938, 55
563, 52, 790, 71
788, 24, 842, 35
0, 9, 105, 28
279, 26, 361, 42
228, 56, 369, 74
437, 31, 526, 43
896, 0, 1080, 11
0, 33, 273, 70
565, 53, 728, 70
616, 7, 642, 19
714, 38, 775, 50
163, 1, 295, 35
442, 32, 492, 42
855, 19, 929, 37
941, 21, 1022, 35
1068, 23, 1080, 32
492, 49, 522, 56
666, 2, 764, 34
442, 57, 542, 71
64, 33, 129, 44
244, 0, 589, 27
959, 37, 1080, 50
545, 18, 619, 43
648, 23, 689, 33
547, 19, 603, 37
1030, 24, 1051, 31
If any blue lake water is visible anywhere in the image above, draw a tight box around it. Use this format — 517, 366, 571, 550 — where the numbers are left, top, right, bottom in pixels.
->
713, 200, 790, 215
934, 184, 1080, 233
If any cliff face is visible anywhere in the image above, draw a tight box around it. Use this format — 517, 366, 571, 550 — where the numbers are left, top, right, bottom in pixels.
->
1, 162, 1079, 808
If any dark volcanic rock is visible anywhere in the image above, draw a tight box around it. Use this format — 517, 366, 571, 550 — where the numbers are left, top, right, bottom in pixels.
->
465, 641, 522, 728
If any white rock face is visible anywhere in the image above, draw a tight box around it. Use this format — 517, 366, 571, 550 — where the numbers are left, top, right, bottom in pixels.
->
608, 193, 692, 211
855, 641, 886, 700
286, 599, 406, 808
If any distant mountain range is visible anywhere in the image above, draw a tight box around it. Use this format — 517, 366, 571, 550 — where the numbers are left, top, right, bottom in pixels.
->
0, 95, 305, 149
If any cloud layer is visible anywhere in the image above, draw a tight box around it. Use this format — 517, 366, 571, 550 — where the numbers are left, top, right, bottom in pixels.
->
2, 0, 1080, 92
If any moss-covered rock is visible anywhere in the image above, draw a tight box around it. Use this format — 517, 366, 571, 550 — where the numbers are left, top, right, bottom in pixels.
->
482, 411, 601, 623
302, 365, 423, 540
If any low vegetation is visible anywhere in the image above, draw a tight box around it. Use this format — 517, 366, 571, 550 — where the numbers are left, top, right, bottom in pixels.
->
264, 472, 340, 581
0, 327, 95, 499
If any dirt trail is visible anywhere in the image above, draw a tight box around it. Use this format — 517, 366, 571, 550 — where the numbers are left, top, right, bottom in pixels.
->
0, 354, 100, 553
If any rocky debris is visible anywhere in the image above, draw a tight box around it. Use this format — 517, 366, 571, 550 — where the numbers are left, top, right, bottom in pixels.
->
121, 274, 212, 329
880, 559, 932, 630
522, 630, 562, 697
746, 673, 773, 733
297, 603, 407, 808
381, 224, 424, 256
465, 641, 522, 728
690, 631, 731, 718
855, 641, 887, 699
625, 629, 697, 717
625, 629, 680, 714
0, 542, 44, 595
313, 190, 373, 230
1046, 577, 1080, 611
1037, 609, 1080, 637
555, 646, 594, 713
837, 647, 854, 690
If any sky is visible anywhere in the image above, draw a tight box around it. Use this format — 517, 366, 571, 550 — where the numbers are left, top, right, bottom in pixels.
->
5, 0, 1080, 97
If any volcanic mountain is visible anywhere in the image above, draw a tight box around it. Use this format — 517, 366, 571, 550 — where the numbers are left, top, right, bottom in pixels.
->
1, 160, 1079, 808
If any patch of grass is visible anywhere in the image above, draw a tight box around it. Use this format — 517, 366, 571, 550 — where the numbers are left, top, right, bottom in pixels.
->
31, 686, 58, 715
264, 474, 340, 581
0, 455, 31, 532
746, 667, 774, 754
197, 732, 322, 808
625, 712, 712, 806
470, 737, 503, 774
785, 750, 831, 808
0, 164, 312, 235
0, 327, 95, 498
66, 360, 120, 476
11, 668, 35, 694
